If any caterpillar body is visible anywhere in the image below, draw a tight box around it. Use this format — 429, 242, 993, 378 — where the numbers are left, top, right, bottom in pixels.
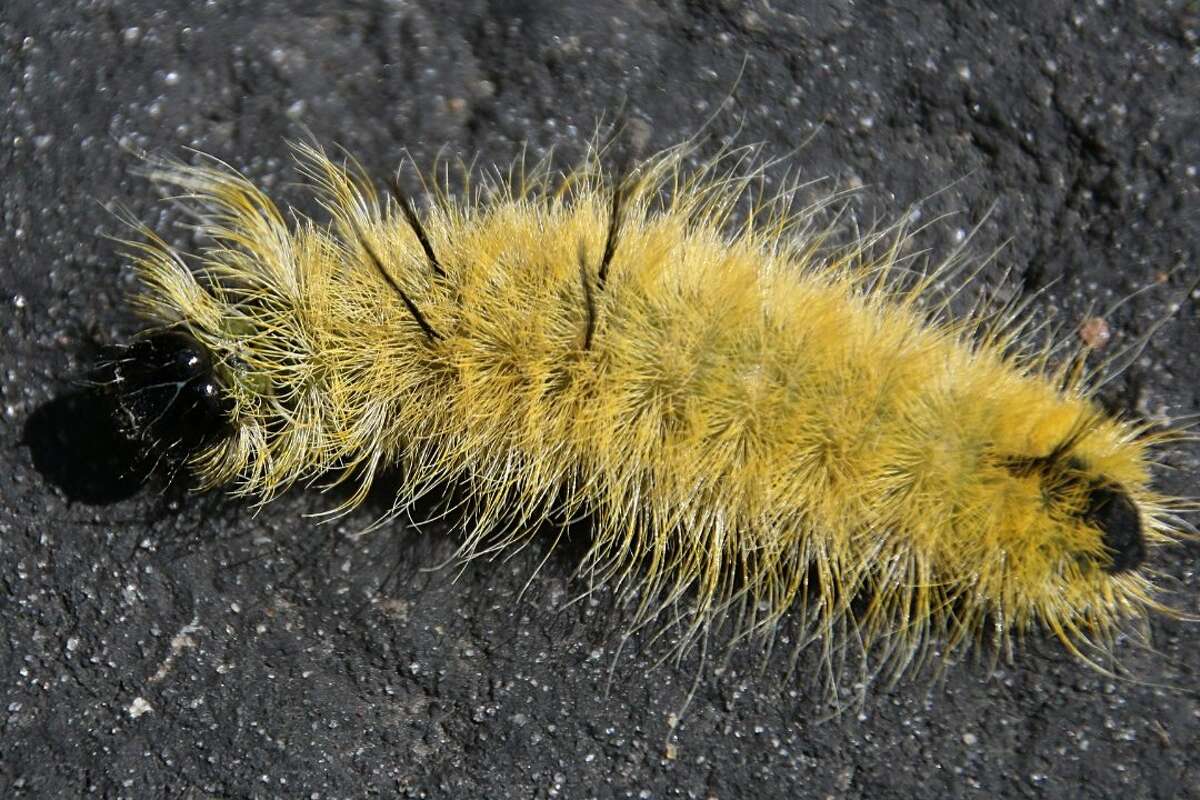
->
108, 140, 1187, 683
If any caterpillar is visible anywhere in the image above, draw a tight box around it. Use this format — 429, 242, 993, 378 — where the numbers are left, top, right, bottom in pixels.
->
105, 138, 1190, 687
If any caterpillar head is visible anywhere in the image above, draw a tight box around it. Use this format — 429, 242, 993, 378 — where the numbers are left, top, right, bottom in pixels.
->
108, 328, 236, 465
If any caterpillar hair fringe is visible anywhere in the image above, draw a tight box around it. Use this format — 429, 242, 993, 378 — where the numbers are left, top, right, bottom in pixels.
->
100, 135, 1195, 695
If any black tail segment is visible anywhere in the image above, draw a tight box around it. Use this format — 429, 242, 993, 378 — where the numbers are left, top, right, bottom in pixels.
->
994, 451, 1147, 575
1085, 483, 1146, 574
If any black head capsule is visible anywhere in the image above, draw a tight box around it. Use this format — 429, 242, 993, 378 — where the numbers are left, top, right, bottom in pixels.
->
1084, 483, 1146, 574
109, 330, 235, 456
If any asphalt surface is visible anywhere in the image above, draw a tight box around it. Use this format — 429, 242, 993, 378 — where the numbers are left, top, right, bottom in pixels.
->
2, 1, 1198, 798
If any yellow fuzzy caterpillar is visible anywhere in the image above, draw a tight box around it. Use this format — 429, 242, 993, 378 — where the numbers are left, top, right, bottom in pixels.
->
108, 139, 1189, 684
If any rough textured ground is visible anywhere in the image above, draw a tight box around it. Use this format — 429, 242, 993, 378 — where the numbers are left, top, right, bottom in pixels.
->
2, 1, 1198, 798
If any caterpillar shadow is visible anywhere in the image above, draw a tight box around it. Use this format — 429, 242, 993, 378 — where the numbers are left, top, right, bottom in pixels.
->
23, 388, 151, 505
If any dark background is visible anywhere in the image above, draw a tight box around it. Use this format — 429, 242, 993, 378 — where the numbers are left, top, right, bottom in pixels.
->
3, 1, 1198, 797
